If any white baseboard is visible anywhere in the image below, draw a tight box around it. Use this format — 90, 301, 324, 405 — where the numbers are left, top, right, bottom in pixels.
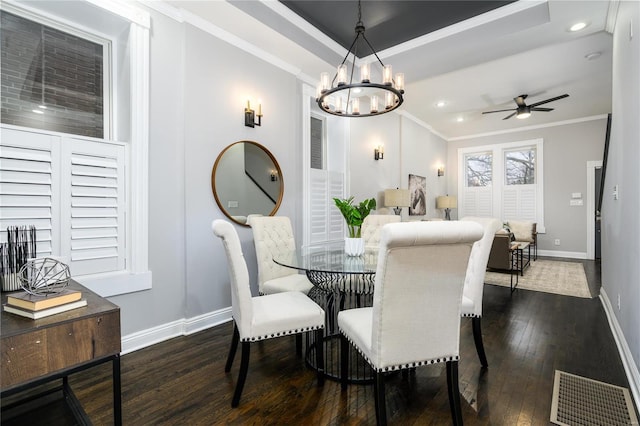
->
537, 249, 587, 259
121, 306, 232, 355
600, 288, 640, 411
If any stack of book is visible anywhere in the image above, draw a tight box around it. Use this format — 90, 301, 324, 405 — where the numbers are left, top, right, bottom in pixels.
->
3, 288, 86, 319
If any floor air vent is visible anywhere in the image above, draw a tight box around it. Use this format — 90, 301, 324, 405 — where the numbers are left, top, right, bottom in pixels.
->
551, 370, 638, 425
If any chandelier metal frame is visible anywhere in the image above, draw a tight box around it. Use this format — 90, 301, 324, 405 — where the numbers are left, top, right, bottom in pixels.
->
316, 1, 404, 118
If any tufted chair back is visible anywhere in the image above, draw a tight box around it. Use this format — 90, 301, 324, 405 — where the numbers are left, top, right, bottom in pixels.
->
370, 221, 483, 370
361, 214, 401, 250
212, 219, 253, 336
248, 216, 305, 294
459, 216, 502, 317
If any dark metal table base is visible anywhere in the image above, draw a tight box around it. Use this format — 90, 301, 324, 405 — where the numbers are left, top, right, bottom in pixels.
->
306, 284, 374, 383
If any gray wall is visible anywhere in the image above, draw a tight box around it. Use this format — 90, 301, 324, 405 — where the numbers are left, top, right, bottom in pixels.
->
348, 114, 448, 220
602, 0, 640, 386
447, 118, 607, 254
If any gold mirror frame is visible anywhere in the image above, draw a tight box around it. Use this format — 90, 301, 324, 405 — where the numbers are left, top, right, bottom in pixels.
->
211, 141, 284, 226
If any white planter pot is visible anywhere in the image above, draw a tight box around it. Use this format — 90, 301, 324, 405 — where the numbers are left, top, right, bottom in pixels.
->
345, 237, 365, 256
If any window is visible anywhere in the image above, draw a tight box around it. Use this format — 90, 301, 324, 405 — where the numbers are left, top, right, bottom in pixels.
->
505, 148, 535, 185
1, 10, 109, 138
465, 152, 492, 187
310, 116, 325, 170
458, 139, 545, 231
0, 2, 150, 297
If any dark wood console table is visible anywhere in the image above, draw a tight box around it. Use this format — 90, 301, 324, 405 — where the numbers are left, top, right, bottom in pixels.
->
1, 279, 122, 425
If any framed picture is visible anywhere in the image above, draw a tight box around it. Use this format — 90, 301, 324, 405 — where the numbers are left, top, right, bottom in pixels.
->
408, 174, 426, 216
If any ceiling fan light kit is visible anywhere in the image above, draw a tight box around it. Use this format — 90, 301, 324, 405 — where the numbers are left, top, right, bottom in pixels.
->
482, 93, 569, 120
316, 0, 404, 118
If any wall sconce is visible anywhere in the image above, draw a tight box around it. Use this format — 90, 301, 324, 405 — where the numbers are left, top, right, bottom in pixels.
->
437, 166, 444, 177
374, 145, 384, 160
244, 100, 262, 128
270, 170, 278, 181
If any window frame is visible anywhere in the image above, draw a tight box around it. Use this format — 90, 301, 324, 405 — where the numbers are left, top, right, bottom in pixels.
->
458, 138, 545, 233
1, 2, 113, 140
0, 1, 151, 297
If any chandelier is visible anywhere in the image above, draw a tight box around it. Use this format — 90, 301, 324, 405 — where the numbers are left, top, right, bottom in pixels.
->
316, 1, 405, 117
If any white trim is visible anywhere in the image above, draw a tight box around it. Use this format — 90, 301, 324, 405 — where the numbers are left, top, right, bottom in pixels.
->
600, 288, 640, 411
129, 22, 150, 276
121, 307, 232, 355
178, 8, 301, 77
606, 0, 621, 34
86, 0, 150, 28
139, 0, 185, 23
369, 0, 546, 62
586, 161, 603, 260
537, 249, 587, 259
396, 110, 449, 141
302, 84, 313, 248
448, 115, 609, 142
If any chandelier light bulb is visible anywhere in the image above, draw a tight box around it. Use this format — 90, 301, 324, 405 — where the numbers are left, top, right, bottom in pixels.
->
395, 73, 405, 92
320, 72, 330, 92
385, 91, 394, 109
352, 98, 360, 115
335, 96, 344, 113
371, 95, 379, 113
360, 63, 370, 83
383, 65, 393, 85
337, 64, 348, 86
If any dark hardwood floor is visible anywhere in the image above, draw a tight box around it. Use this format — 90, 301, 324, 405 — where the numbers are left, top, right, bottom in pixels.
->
3, 258, 636, 425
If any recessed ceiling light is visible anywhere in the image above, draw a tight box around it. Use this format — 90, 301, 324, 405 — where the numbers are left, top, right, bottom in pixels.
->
456, 117, 464, 123
436, 100, 446, 108
585, 51, 602, 61
352, 87, 362, 94
569, 22, 588, 32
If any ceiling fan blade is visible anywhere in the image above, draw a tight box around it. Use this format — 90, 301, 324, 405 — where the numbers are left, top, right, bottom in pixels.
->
514, 94, 528, 107
528, 94, 569, 108
531, 107, 554, 112
503, 112, 517, 120
482, 108, 516, 114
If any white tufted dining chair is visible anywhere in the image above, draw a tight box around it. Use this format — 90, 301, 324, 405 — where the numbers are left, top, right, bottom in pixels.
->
361, 214, 401, 251
460, 216, 502, 367
247, 216, 313, 295
212, 219, 325, 407
338, 221, 483, 426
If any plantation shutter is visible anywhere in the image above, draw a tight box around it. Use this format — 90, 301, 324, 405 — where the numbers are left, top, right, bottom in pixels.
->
461, 187, 493, 218
0, 128, 58, 257
503, 186, 536, 221
309, 169, 344, 245
0, 126, 126, 276
61, 138, 125, 276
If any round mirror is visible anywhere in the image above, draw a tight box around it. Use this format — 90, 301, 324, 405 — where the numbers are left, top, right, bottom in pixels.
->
211, 141, 283, 226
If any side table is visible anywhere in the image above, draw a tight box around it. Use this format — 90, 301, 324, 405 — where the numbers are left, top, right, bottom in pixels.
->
1, 280, 122, 425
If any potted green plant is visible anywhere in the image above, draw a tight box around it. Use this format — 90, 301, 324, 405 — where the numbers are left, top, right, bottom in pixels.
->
333, 196, 376, 256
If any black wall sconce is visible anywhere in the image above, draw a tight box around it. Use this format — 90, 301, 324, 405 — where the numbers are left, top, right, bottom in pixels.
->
245, 100, 262, 128
437, 166, 444, 177
270, 170, 278, 181
374, 145, 384, 160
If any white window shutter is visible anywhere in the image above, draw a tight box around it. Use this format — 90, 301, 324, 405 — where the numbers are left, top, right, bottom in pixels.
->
503, 185, 536, 221
61, 138, 125, 276
461, 187, 492, 218
328, 171, 345, 241
309, 169, 328, 245
0, 128, 59, 257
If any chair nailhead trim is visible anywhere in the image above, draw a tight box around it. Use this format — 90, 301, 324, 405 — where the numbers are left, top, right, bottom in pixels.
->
339, 330, 459, 373
461, 313, 481, 318
240, 325, 324, 343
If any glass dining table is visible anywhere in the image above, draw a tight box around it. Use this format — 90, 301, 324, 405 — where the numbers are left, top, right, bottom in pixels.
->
273, 245, 379, 383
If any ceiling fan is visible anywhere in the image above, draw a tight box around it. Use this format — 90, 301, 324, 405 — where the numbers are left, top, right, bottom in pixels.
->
482, 93, 569, 120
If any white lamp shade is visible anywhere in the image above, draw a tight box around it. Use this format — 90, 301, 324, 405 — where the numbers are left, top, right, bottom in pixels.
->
436, 196, 457, 209
384, 189, 411, 207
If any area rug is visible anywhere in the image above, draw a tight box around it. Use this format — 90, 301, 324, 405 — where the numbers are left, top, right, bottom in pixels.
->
485, 259, 591, 298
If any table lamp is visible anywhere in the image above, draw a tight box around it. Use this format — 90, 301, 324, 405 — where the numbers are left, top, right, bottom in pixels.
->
436, 195, 457, 220
384, 188, 411, 215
